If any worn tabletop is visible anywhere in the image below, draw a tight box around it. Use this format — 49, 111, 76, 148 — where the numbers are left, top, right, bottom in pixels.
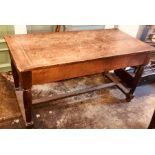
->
5, 28, 155, 72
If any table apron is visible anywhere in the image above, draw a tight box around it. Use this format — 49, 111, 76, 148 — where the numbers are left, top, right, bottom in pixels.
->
32, 53, 149, 85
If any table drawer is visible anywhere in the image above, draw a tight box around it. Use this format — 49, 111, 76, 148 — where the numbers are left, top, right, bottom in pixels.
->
32, 53, 149, 85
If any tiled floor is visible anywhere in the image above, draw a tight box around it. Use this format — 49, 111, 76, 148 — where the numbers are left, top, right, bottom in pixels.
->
0, 73, 155, 129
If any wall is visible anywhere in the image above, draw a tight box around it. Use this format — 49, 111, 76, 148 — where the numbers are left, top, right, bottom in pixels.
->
26, 25, 55, 33
14, 25, 27, 34
118, 25, 145, 39
0, 25, 14, 72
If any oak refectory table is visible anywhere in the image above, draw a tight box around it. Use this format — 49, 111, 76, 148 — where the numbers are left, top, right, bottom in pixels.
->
5, 28, 155, 127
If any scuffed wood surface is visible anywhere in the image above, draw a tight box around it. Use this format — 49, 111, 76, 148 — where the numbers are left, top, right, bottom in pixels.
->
5, 29, 155, 72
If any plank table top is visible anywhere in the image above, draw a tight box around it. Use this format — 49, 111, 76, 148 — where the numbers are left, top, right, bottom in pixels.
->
5, 28, 155, 72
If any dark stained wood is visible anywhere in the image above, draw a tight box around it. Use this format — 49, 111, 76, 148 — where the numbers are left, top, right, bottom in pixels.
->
148, 110, 155, 129
114, 65, 145, 101
20, 71, 32, 89
129, 65, 145, 95
114, 69, 135, 88
19, 71, 33, 127
11, 59, 19, 89
105, 73, 130, 94
115, 66, 144, 91
4, 29, 155, 72
23, 90, 32, 124
105, 73, 134, 101
32, 53, 148, 85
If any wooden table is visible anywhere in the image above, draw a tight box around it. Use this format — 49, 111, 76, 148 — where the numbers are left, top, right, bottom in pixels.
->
5, 28, 155, 127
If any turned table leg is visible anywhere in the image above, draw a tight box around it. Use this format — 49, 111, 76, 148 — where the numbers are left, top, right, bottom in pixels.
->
20, 71, 33, 128
114, 65, 144, 102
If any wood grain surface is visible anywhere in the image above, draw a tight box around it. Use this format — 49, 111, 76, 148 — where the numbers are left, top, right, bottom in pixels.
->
5, 28, 155, 72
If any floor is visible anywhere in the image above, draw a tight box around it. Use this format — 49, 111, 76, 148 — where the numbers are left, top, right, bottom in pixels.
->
0, 72, 155, 129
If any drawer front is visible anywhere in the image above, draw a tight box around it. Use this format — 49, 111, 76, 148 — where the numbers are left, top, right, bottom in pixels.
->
32, 53, 148, 85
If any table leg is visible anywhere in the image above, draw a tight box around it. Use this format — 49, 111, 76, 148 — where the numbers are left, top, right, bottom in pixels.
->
128, 65, 144, 94
114, 65, 144, 101
11, 60, 19, 90
20, 71, 33, 128
148, 110, 155, 129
